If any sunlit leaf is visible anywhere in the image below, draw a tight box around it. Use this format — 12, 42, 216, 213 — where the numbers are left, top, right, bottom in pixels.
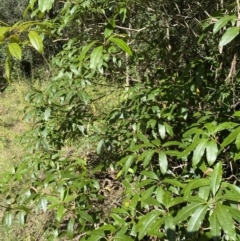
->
109, 37, 132, 55
216, 203, 236, 240
158, 151, 168, 174
206, 140, 218, 165
213, 15, 237, 34
219, 27, 240, 47
165, 213, 175, 241
8, 43, 22, 60
209, 211, 221, 241
90, 46, 103, 69
28, 31, 44, 53
210, 162, 222, 196
187, 205, 208, 232
192, 139, 208, 166
174, 202, 204, 224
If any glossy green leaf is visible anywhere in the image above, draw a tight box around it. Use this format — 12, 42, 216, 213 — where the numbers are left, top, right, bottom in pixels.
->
38, 0, 55, 13
136, 211, 160, 240
164, 122, 174, 137
206, 140, 218, 165
183, 178, 210, 199
142, 150, 155, 167
109, 37, 132, 55
209, 211, 221, 241
187, 205, 208, 232
174, 202, 204, 224
165, 213, 175, 241
67, 217, 75, 239
217, 193, 240, 202
235, 132, 240, 149
8, 43, 22, 60
228, 207, 240, 223
210, 162, 222, 196
219, 27, 240, 46
168, 197, 185, 208
141, 170, 158, 180
158, 151, 168, 174
158, 123, 166, 139
216, 203, 236, 240
192, 139, 208, 166
162, 191, 172, 208
221, 127, 240, 149
213, 15, 237, 34
90, 46, 103, 69
28, 31, 43, 53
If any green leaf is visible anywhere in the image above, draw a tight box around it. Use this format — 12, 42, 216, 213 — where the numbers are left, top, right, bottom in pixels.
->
219, 27, 240, 47
183, 179, 210, 199
44, 107, 51, 121
28, 31, 43, 53
38, 0, 55, 13
221, 127, 240, 149
164, 122, 174, 137
162, 179, 185, 188
165, 213, 175, 241
187, 205, 208, 232
213, 15, 237, 34
8, 43, 22, 60
79, 41, 97, 63
174, 202, 204, 224
142, 150, 155, 167
78, 211, 93, 223
56, 205, 65, 222
162, 191, 172, 208
158, 151, 168, 174
67, 217, 75, 239
206, 140, 218, 165
97, 139, 104, 154
114, 234, 134, 241
90, 46, 103, 69
4, 211, 12, 228
0, 26, 9, 37
216, 203, 236, 240
235, 132, 240, 149
158, 123, 166, 139
109, 37, 132, 55
168, 197, 185, 208
192, 139, 208, 166
228, 207, 240, 223
217, 193, 240, 202
5, 57, 11, 81
136, 211, 160, 240
210, 162, 222, 196
141, 171, 158, 180
209, 211, 221, 241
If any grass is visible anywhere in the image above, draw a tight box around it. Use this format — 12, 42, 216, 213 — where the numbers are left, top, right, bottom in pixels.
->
0, 81, 33, 240
0, 81, 31, 172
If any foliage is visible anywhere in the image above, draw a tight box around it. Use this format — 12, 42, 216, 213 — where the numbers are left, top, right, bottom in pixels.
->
1, 0, 240, 240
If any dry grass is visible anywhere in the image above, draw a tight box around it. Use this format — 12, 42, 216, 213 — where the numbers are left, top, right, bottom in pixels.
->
0, 82, 31, 172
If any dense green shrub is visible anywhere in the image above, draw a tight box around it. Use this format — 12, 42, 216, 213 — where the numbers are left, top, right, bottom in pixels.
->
1, 0, 240, 240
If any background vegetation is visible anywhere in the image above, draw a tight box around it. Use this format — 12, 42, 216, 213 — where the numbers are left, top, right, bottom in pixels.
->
1, 0, 240, 240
